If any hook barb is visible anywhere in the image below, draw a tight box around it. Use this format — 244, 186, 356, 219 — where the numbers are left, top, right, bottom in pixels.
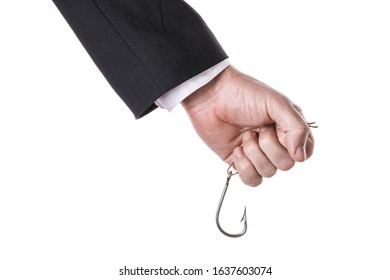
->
215, 169, 247, 238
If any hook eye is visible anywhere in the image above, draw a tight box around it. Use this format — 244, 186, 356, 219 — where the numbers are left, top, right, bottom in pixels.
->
227, 162, 238, 176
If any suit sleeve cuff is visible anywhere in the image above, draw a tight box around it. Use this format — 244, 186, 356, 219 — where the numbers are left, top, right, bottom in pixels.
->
155, 59, 230, 111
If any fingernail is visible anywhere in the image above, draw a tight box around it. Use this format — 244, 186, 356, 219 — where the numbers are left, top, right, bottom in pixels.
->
295, 147, 306, 162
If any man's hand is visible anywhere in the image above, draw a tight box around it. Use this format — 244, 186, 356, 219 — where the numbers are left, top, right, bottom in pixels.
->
181, 66, 314, 187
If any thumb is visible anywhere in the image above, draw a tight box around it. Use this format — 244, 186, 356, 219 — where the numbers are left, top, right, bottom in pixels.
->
285, 127, 310, 162
267, 95, 310, 162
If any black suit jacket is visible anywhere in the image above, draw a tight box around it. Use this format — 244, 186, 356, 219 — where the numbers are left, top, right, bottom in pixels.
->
53, 0, 228, 118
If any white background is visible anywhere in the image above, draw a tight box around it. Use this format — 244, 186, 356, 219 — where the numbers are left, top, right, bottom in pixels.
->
1, 0, 389, 279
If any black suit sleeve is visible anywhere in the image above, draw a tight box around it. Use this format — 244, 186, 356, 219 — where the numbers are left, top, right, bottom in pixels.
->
52, 0, 228, 118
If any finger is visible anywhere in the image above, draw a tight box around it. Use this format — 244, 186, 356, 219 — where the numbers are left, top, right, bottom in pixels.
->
266, 94, 310, 162
258, 125, 295, 171
242, 131, 277, 178
232, 146, 263, 187
293, 104, 316, 160
306, 131, 315, 159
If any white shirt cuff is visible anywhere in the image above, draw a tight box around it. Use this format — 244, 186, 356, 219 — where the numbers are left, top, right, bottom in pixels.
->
155, 59, 230, 111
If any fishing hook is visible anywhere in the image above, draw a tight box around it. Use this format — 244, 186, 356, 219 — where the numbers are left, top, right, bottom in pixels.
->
215, 163, 247, 238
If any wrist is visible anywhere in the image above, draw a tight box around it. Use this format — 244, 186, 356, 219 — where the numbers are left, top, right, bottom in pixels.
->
181, 65, 237, 114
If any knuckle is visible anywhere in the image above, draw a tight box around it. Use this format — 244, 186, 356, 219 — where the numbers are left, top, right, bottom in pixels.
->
243, 141, 259, 155
237, 165, 263, 187
236, 159, 252, 173
258, 134, 275, 148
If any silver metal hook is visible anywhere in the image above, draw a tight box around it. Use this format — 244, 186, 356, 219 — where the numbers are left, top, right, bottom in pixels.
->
215, 163, 247, 238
